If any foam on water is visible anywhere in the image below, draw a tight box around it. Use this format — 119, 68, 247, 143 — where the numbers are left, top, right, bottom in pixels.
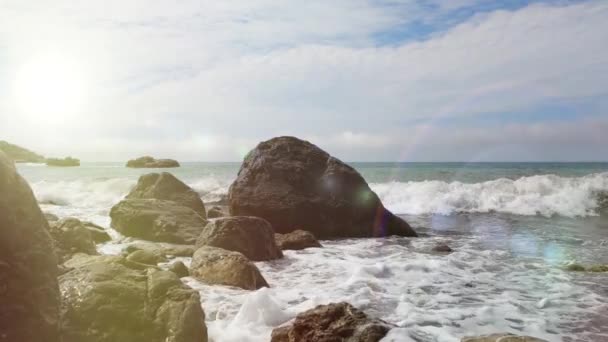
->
372, 172, 608, 217
180, 236, 607, 342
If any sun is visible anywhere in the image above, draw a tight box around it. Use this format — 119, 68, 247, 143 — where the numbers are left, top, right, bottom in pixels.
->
14, 54, 86, 122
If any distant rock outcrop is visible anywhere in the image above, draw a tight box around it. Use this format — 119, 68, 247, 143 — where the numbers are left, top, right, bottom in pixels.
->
127, 172, 206, 217
0, 151, 61, 341
0, 140, 45, 163
46, 157, 80, 167
271, 302, 393, 342
126, 156, 180, 168
228, 136, 417, 238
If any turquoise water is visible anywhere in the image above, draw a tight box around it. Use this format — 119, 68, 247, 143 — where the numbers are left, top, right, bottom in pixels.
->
16, 161, 608, 341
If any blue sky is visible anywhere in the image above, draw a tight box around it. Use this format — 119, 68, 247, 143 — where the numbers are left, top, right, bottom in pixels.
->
0, 0, 607, 161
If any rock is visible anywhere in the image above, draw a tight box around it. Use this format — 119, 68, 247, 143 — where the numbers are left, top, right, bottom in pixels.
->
126, 156, 180, 168
46, 157, 80, 167
60, 255, 207, 342
169, 261, 189, 278
0, 151, 61, 341
110, 199, 207, 244
207, 205, 225, 218
127, 172, 206, 217
588, 265, 608, 272
271, 302, 392, 342
566, 263, 586, 271
461, 333, 548, 342
275, 230, 322, 250
566, 263, 608, 272
126, 242, 195, 258
190, 246, 269, 290
54, 217, 111, 243
195, 216, 283, 261
126, 249, 167, 265
44, 212, 60, 222
0, 140, 45, 163
228, 136, 417, 238
49, 219, 99, 261
432, 243, 453, 253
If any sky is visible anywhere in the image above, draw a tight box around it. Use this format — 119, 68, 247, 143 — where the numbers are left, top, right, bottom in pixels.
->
0, 0, 607, 162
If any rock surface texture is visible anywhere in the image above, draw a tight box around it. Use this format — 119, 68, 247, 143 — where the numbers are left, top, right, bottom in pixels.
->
0, 151, 61, 342
275, 230, 322, 250
60, 255, 207, 342
228, 136, 417, 238
127, 172, 206, 217
189, 246, 269, 290
271, 302, 392, 342
195, 216, 282, 261
461, 333, 548, 342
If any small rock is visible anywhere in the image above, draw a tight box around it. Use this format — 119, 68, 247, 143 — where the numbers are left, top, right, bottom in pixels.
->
44, 212, 59, 222
462, 333, 548, 342
190, 246, 268, 290
271, 302, 392, 342
126, 156, 180, 168
169, 261, 189, 278
275, 230, 322, 250
432, 243, 453, 253
206, 206, 225, 218
126, 249, 166, 265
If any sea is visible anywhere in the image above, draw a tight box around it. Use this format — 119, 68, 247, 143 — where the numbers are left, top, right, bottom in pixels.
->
16, 162, 608, 342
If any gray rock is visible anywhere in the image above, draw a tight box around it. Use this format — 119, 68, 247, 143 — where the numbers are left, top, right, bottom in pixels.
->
461, 333, 548, 342
127, 172, 206, 217
169, 261, 189, 278
432, 243, 453, 253
125, 241, 195, 258
275, 230, 322, 251
60, 254, 207, 342
44, 212, 60, 222
126, 249, 167, 265
228, 136, 417, 238
110, 199, 207, 244
271, 302, 392, 342
0, 151, 61, 341
190, 246, 268, 290
49, 219, 99, 262
126, 156, 180, 168
195, 216, 282, 261
206, 205, 225, 218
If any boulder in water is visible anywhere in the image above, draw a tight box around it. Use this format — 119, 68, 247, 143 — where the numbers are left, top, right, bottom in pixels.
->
461, 333, 548, 342
432, 243, 453, 253
207, 205, 226, 218
271, 302, 392, 342
190, 246, 269, 290
275, 230, 322, 250
228, 136, 416, 238
126, 156, 180, 168
126, 249, 167, 265
60, 254, 207, 342
125, 241, 195, 258
44, 212, 60, 222
110, 199, 207, 244
169, 261, 189, 278
49, 219, 100, 261
0, 151, 61, 341
127, 172, 206, 217
195, 216, 282, 261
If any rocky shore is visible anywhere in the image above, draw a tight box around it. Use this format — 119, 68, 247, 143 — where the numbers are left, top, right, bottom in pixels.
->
0, 137, 553, 342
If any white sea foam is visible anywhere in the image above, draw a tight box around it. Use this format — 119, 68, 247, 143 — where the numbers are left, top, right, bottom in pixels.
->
372, 172, 608, 217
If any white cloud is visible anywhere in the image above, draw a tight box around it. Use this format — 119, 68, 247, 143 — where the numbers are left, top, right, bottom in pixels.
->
0, 1, 606, 161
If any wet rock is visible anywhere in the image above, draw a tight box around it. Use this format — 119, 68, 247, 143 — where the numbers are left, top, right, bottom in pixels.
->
110, 199, 207, 244
271, 302, 392, 342
53, 217, 111, 243
126, 249, 167, 265
60, 254, 207, 342
461, 333, 548, 341
44, 212, 59, 222
126, 241, 195, 258
49, 219, 100, 261
566, 263, 608, 272
169, 261, 189, 278
207, 205, 226, 218
190, 246, 268, 290
432, 243, 453, 253
275, 230, 322, 250
228, 136, 417, 238
126, 156, 180, 168
0, 151, 61, 341
195, 216, 282, 261
127, 172, 206, 217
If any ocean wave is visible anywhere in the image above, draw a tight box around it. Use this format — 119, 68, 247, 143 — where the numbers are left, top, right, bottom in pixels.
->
372, 172, 608, 217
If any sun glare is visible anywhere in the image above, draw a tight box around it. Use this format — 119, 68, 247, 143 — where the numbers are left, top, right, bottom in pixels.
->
14, 54, 86, 122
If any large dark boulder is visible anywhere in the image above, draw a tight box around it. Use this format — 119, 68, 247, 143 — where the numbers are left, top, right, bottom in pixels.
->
126, 156, 180, 168
60, 255, 207, 342
127, 172, 206, 217
0, 151, 61, 341
195, 216, 282, 261
110, 199, 207, 244
190, 246, 268, 290
271, 302, 392, 342
275, 230, 322, 251
228, 137, 417, 238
